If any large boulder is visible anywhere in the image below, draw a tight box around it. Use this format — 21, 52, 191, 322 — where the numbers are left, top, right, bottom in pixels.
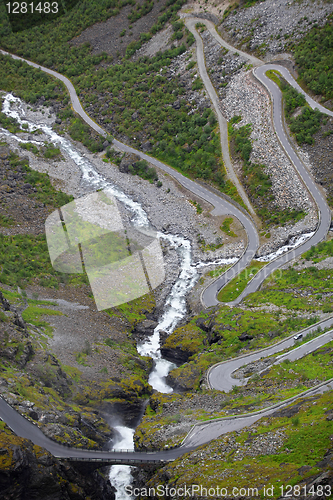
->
141, 141, 152, 152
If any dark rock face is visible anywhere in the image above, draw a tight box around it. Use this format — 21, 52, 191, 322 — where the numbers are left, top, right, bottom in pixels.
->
0, 291, 10, 311
0, 427, 115, 500
101, 400, 145, 429
141, 141, 152, 152
238, 332, 254, 342
166, 363, 201, 392
196, 316, 229, 345
160, 345, 190, 364
119, 152, 140, 173
134, 319, 158, 335
195, 317, 212, 332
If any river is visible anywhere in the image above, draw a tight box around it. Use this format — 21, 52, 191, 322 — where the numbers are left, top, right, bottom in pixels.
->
1, 93, 238, 498
0, 92, 316, 498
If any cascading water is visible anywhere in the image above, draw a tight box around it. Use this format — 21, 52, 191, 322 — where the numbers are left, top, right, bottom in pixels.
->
0, 94, 233, 498
1, 93, 314, 498
109, 426, 135, 500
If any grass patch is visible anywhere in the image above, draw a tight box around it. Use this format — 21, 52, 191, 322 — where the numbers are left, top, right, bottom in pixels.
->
0, 214, 15, 227
189, 200, 203, 214
0, 233, 89, 289
107, 292, 156, 327
8, 151, 73, 207
246, 263, 333, 312
220, 217, 236, 237
217, 260, 266, 302
303, 240, 333, 262
22, 305, 62, 331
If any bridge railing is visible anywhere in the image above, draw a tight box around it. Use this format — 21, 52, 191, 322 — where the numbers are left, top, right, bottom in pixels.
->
64, 457, 166, 464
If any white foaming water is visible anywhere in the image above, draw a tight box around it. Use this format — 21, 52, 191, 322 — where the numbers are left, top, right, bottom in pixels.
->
109, 426, 135, 500
0, 93, 218, 497
1, 93, 238, 395
256, 232, 315, 262
1, 94, 149, 227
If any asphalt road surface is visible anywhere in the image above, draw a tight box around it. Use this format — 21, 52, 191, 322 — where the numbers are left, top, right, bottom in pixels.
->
1, 24, 333, 461
208, 317, 333, 392
185, 18, 257, 216
0, 47, 260, 309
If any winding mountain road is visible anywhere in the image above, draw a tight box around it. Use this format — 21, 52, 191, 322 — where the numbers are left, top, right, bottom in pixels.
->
0, 47, 261, 308
1, 20, 333, 463
196, 20, 332, 307
0, 319, 332, 462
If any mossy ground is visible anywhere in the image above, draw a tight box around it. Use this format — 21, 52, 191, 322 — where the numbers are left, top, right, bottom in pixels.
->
143, 391, 333, 499
217, 260, 266, 302
137, 238, 333, 457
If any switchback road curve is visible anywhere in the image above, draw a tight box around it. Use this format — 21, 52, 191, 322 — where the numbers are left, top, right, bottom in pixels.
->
0, 23, 333, 462
195, 18, 332, 307
0, 319, 332, 462
208, 315, 333, 392
0, 47, 260, 308
224, 64, 332, 306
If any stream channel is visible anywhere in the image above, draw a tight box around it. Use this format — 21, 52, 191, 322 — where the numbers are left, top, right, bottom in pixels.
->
0, 93, 314, 498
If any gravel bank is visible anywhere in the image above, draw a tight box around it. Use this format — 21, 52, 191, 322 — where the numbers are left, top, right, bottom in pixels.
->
220, 0, 333, 59
0, 96, 246, 285
198, 31, 319, 255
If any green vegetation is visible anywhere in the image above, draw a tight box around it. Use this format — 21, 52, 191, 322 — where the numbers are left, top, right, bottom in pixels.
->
217, 260, 266, 302
289, 107, 323, 145
220, 217, 236, 237
245, 260, 333, 313
128, 159, 158, 182
0, 233, 88, 288
128, 0, 153, 23
208, 265, 231, 278
189, 200, 202, 214
197, 234, 223, 252
186, 60, 196, 70
8, 151, 73, 206
151, 391, 333, 498
76, 54, 225, 189
0, 1, 122, 75
293, 17, 333, 101
107, 292, 156, 327
0, 152, 90, 288
0, 54, 66, 105
0, 214, 15, 227
68, 116, 105, 153
0, 110, 21, 134
165, 305, 320, 390
303, 239, 333, 262
266, 70, 324, 145
267, 341, 333, 383
195, 22, 206, 32
21, 141, 63, 159
43, 142, 62, 159
282, 82, 323, 145
22, 304, 62, 329
21, 142, 39, 155
229, 116, 305, 227
229, 115, 252, 161
126, 0, 188, 57
192, 77, 204, 91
